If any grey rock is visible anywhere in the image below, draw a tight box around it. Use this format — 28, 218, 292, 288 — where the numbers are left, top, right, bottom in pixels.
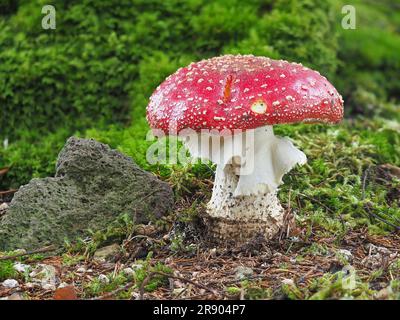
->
42, 283, 57, 291
122, 267, 135, 276
13, 262, 30, 273
234, 266, 254, 281
337, 249, 353, 263
98, 274, 109, 284
76, 266, 86, 273
172, 288, 186, 297
0, 203, 8, 218
29, 264, 58, 290
93, 243, 120, 263
362, 244, 398, 269
25, 282, 35, 289
281, 278, 295, 286
131, 263, 144, 271
0, 293, 25, 300
1, 279, 19, 288
0, 137, 174, 250
57, 282, 70, 289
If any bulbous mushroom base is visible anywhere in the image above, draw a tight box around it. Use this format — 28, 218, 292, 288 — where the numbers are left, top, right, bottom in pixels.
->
204, 193, 285, 243
203, 164, 285, 244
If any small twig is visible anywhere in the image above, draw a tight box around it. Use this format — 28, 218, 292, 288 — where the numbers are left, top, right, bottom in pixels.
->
0, 167, 10, 177
362, 165, 376, 224
139, 189, 164, 203
298, 193, 335, 214
139, 271, 217, 300
129, 234, 162, 243
0, 245, 57, 261
361, 166, 372, 201
218, 274, 270, 286
139, 272, 155, 300
279, 190, 293, 242
364, 203, 400, 231
175, 286, 188, 299
0, 189, 17, 196
0, 189, 18, 203
299, 192, 346, 229
90, 282, 135, 300
270, 268, 299, 274
181, 292, 212, 300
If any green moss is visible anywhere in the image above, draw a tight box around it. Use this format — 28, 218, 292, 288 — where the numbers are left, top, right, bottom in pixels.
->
0, 128, 71, 189
308, 271, 375, 300
275, 119, 400, 235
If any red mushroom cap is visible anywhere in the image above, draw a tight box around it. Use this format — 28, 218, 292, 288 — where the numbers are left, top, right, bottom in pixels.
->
147, 55, 344, 133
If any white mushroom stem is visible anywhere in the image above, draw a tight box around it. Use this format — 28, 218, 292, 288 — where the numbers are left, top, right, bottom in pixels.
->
183, 125, 307, 241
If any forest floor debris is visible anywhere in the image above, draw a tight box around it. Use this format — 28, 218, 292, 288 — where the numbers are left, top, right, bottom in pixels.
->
0, 220, 399, 300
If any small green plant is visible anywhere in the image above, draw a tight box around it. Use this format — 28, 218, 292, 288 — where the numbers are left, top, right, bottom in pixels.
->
0, 260, 17, 281
225, 286, 241, 296
26, 254, 46, 262
176, 201, 203, 224
240, 281, 273, 300
386, 280, 400, 299
389, 258, 400, 278
62, 254, 86, 267
133, 252, 173, 292
302, 243, 330, 257
84, 272, 131, 298
281, 281, 304, 300
167, 164, 212, 199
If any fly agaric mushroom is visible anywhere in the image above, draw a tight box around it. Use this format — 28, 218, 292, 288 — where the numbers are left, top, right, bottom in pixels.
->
147, 55, 344, 242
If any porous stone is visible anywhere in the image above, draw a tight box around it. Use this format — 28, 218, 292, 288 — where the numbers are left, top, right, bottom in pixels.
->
0, 137, 174, 250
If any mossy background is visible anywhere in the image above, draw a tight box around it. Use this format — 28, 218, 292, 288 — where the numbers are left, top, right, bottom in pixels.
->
1, 1, 400, 234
